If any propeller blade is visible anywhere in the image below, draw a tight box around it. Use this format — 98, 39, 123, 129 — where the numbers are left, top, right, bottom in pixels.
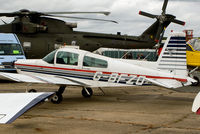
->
45, 14, 118, 23
162, 0, 168, 14
172, 19, 185, 26
139, 11, 157, 19
44, 11, 111, 16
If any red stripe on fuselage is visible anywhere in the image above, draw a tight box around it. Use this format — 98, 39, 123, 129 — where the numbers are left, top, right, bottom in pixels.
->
15, 63, 187, 82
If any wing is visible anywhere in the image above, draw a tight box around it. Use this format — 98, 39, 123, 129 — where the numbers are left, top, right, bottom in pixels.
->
192, 91, 200, 114
0, 92, 54, 124
0, 72, 81, 86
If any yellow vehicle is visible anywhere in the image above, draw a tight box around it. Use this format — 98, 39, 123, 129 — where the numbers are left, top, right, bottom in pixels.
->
187, 39, 200, 66
186, 39, 200, 85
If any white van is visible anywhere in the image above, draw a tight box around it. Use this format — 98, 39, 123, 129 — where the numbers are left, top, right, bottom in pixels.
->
0, 33, 26, 72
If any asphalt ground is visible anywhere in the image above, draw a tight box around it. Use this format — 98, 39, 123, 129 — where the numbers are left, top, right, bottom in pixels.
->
0, 82, 200, 134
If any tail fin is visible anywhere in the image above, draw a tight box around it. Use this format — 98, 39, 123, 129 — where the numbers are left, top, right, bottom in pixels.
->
139, 21, 168, 42
157, 32, 187, 76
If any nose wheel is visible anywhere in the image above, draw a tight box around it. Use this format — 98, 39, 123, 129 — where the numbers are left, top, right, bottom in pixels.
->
82, 87, 93, 98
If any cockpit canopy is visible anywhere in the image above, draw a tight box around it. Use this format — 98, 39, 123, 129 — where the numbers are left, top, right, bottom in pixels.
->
42, 48, 108, 68
187, 39, 200, 51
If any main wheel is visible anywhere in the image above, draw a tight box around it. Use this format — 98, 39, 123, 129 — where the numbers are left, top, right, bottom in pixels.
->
192, 76, 200, 86
82, 87, 93, 98
51, 92, 63, 104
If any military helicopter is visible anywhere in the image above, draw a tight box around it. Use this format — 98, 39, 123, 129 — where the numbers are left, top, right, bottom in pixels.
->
0, 0, 185, 58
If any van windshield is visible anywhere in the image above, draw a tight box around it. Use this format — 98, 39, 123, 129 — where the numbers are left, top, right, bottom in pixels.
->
0, 44, 24, 55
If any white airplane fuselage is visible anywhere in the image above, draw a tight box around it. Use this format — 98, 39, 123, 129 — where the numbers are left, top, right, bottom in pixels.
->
14, 47, 188, 88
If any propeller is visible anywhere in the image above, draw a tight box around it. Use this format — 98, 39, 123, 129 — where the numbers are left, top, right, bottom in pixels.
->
139, 0, 185, 42
0, 9, 117, 23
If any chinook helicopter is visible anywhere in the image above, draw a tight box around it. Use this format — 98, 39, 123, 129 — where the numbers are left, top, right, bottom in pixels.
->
0, 0, 185, 58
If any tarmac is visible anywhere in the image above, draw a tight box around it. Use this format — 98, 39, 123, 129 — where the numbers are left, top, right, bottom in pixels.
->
0, 82, 200, 134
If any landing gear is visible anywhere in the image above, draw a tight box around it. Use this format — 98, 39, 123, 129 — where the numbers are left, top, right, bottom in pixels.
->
189, 67, 200, 86
82, 87, 93, 98
51, 91, 63, 104
192, 76, 200, 86
51, 85, 66, 104
28, 89, 37, 92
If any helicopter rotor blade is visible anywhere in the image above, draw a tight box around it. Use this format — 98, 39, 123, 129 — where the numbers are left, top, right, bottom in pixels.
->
44, 11, 111, 16
0, 10, 111, 17
139, 11, 157, 19
0, 13, 19, 17
162, 0, 168, 14
45, 14, 118, 23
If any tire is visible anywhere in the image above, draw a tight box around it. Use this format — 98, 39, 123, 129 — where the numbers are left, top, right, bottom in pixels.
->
51, 92, 63, 104
28, 89, 37, 92
82, 87, 93, 98
192, 76, 200, 86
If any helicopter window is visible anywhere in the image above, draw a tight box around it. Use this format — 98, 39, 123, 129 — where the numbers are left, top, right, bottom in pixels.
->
42, 50, 57, 64
83, 56, 108, 68
56, 51, 79, 66
0, 44, 24, 55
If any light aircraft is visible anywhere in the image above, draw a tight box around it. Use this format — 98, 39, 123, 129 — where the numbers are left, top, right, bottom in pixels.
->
0, 32, 196, 124
186, 39, 200, 67
186, 39, 200, 85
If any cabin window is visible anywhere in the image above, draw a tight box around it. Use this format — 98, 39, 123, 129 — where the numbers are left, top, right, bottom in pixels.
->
56, 51, 79, 66
83, 56, 108, 68
42, 50, 57, 64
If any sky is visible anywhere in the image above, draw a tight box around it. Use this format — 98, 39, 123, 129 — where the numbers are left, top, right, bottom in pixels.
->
0, 0, 199, 37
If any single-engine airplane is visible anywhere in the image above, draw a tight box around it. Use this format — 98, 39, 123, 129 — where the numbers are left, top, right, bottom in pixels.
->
186, 39, 200, 86
0, 32, 196, 124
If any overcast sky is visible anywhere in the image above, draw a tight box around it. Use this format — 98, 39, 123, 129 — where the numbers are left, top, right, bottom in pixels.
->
0, 0, 199, 37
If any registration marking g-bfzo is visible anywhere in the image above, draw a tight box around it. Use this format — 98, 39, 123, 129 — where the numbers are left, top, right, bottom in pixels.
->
93, 72, 146, 86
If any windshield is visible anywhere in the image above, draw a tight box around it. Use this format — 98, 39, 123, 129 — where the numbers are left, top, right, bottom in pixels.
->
187, 39, 200, 51
42, 50, 57, 64
0, 44, 24, 55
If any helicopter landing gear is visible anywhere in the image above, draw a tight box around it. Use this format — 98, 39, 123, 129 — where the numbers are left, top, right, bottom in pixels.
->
51, 85, 66, 104
82, 87, 93, 98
